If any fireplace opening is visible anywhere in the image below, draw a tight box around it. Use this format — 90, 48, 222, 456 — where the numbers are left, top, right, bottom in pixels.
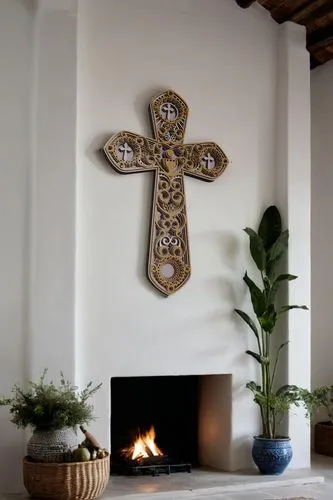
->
111, 376, 198, 474
110, 374, 232, 475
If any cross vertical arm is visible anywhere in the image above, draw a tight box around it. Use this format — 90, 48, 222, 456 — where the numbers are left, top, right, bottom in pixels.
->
147, 168, 191, 296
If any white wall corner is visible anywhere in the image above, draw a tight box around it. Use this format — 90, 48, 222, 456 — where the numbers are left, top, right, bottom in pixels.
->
281, 20, 307, 39
28, 0, 78, 383
0, 0, 37, 492
276, 18, 311, 469
311, 58, 333, 393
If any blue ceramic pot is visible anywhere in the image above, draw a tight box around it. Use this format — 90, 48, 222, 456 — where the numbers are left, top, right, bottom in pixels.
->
252, 436, 292, 475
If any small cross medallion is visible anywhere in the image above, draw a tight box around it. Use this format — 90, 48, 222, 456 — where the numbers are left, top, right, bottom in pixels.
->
202, 152, 216, 170
118, 142, 133, 161
160, 102, 178, 121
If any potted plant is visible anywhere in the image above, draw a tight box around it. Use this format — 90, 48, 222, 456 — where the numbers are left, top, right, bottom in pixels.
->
0, 370, 102, 462
300, 385, 333, 457
0, 371, 109, 500
235, 205, 308, 475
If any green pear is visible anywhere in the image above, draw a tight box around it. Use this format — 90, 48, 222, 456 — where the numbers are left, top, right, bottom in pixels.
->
72, 446, 91, 462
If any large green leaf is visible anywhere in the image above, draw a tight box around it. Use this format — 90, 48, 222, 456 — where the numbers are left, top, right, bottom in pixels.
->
246, 350, 269, 365
243, 228, 266, 271
243, 272, 266, 318
276, 384, 299, 397
271, 341, 289, 387
276, 274, 297, 282
269, 229, 289, 260
234, 309, 259, 341
278, 305, 308, 315
266, 230, 289, 277
268, 274, 297, 305
263, 276, 271, 294
258, 205, 282, 251
259, 304, 277, 333
246, 382, 266, 407
276, 340, 289, 356
246, 381, 262, 394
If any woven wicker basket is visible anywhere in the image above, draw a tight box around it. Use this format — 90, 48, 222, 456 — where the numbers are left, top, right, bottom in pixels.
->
23, 454, 110, 500
314, 422, 333, 457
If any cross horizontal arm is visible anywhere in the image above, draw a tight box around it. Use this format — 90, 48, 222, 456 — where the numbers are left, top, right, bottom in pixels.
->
104, 131, 162, 173
180, 142, 229, 182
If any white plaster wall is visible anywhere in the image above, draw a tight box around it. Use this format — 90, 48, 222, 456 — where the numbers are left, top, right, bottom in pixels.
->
311, 60, 333, 391
28, 0, 77, 383
76, 0, 278, 470
0, 0, 35, 492
276, 23, 311, 466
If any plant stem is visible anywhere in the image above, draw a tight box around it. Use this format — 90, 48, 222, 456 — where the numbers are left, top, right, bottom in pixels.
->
266, 331, 273, 437
260, 326, 267, 433
271, 345, 281, 390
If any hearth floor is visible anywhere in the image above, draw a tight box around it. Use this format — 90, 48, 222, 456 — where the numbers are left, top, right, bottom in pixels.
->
2, 454, 333, 500
92, 454, 333, 500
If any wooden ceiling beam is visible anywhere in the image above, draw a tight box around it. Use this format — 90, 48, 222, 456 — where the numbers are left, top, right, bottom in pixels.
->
307, 25, 333, 51
310, 55, 320, 70
234, 0, 333, 69
272, 1, 317, 24
235, 0, 256, 8
292, 0, 333, 24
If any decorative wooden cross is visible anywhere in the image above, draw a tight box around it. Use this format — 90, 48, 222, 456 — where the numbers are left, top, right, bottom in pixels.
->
103, 90, 229, 296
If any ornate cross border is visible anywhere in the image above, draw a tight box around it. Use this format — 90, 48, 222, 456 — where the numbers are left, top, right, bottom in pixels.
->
103, 90, 229, 296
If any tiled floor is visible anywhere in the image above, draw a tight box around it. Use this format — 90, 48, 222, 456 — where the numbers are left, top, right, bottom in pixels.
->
1, 455, 333, 500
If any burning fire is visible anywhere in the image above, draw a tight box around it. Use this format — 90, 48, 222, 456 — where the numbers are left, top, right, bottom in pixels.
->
122, 426, 164, 461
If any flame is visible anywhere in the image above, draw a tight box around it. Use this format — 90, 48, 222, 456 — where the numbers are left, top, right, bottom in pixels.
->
122, 426, 164, 461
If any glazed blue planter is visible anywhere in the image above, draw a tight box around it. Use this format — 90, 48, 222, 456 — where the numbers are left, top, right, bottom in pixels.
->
252, 436, 292, 475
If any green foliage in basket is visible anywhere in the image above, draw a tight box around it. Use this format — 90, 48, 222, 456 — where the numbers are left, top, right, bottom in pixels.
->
299, 385, 333, 424
0, 370, 102, 430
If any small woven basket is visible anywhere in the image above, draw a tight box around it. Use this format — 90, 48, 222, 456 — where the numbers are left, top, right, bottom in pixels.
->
23, 454, 110, 500
314, 422, 333, 457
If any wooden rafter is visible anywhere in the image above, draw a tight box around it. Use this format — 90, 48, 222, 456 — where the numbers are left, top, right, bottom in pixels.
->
307, 25, 333, 51
310, 55, 320, 70
235, 0, 256, 8
292, 0, 333, 24
274, 1, 330, 25
234, 0, 333, 68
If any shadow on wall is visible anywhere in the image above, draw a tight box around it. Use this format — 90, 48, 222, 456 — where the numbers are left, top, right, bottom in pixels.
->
18, 0, 37, 14
86, 138, 241, 301
87, 134, 157, 297
233, 435, 257, 473
86, 134, 116, 176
